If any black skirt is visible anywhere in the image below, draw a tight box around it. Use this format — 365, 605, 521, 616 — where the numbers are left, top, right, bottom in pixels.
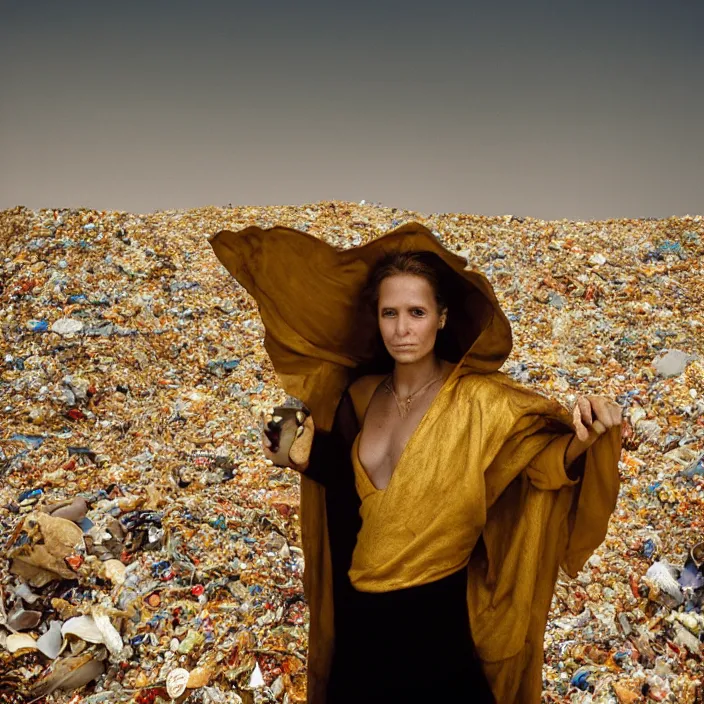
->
326, 568, 496, 704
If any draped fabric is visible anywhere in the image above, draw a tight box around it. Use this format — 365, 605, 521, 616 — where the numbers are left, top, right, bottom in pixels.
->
208, 223, 621, 703
346, 371, 584, 594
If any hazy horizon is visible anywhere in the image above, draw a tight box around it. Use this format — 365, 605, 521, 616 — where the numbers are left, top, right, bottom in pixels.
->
2, 0, 703, 220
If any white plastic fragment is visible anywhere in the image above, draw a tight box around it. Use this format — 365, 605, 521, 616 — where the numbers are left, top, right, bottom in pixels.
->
60, 611, 124, 655
644, 562, 684, 605
248, 661, 265, 688
14, 582, 41, 604
36, 620, 64, 659
62, 615, 104, 644
5, 633, 38, 653
51, 318, 84, 336
166, 668, 190, 698
653, 349, 694, 378
92, 608, 123, 656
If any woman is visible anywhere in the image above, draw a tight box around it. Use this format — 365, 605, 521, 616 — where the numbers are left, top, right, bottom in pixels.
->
209, 223, 622, 703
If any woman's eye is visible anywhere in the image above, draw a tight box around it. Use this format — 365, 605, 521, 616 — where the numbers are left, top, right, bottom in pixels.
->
382, 310, 395, 317
412, 309, 425, 316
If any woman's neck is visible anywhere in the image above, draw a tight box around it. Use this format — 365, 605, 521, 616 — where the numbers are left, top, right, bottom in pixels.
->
391, 355, 445, 397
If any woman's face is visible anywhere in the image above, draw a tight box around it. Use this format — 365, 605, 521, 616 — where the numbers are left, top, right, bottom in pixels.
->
377, 274, 445, 364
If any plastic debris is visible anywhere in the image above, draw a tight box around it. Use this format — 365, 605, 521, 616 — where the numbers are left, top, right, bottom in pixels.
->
50, 318, 84, 336
7, 512, 85, 586
249, 661, 265, 688
653, 349, 695, 378
166, 667, 190, 698
0, 203, 702, 702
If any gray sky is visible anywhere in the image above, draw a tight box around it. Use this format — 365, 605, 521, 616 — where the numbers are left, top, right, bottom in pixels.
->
1, 0, 702, 219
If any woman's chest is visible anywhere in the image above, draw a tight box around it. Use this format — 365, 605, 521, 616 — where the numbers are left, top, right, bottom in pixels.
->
357, 393, 437, 491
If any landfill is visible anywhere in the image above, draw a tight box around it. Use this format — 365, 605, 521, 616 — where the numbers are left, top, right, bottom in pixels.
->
0, 202, 702, 704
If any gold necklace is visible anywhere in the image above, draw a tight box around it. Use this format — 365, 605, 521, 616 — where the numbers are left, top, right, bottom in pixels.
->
384, 372, 443, 419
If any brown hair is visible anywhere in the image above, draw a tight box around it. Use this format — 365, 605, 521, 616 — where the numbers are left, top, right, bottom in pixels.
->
361, 250, 449, 316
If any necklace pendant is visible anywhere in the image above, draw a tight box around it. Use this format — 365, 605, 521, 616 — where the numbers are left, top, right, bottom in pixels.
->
385, 372, 443, 420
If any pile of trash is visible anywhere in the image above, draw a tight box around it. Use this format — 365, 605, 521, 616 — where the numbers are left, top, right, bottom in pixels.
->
0, 203, 702, 703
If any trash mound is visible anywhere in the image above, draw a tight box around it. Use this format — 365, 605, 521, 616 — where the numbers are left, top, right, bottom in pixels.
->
0, 203, 702, 704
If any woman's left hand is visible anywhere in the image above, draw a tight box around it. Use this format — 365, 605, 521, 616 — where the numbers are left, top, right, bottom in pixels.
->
566, 395, 622, 465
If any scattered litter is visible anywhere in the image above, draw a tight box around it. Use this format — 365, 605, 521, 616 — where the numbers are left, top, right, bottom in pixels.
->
1, 203, 702, 702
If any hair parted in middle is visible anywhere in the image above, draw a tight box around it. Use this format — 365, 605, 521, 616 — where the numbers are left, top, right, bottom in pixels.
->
361, 250, 449, 317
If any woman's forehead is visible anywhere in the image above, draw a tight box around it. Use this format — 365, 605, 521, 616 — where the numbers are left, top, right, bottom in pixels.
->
378, 274, 435, 304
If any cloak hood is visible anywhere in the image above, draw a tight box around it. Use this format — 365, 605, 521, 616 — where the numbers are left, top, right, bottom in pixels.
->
209, 222, 512, 428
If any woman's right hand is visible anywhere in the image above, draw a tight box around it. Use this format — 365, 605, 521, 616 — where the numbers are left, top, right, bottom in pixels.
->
261, 411, 315, 472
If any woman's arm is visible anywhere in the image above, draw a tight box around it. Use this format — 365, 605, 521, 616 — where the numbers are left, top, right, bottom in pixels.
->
525, 434, 582, 490
526, 395, 621, 490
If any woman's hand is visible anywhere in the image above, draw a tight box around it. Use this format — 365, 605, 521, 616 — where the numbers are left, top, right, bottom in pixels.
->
261, 411, 315, 472
565, 395, 622, 466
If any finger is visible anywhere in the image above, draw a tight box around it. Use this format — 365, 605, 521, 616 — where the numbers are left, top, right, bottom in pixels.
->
302, 416, 315, 434
290, 417, 315, 468
592, 419, 607, 435
262, 435, 272, 449
599, 402, 619, 428
578, 397, 593, 426
590, 397, 613, 428
594, 398, 623, 429
575, 423, 590, 443
573, 404, 589, 442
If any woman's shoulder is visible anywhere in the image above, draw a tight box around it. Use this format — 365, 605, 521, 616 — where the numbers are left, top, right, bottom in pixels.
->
347, 374, 387, 425
457, 370, 562, 417
455, 369, 508, 390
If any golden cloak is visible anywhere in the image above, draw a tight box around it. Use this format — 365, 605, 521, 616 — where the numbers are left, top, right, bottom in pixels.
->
209, 223, 621, 703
